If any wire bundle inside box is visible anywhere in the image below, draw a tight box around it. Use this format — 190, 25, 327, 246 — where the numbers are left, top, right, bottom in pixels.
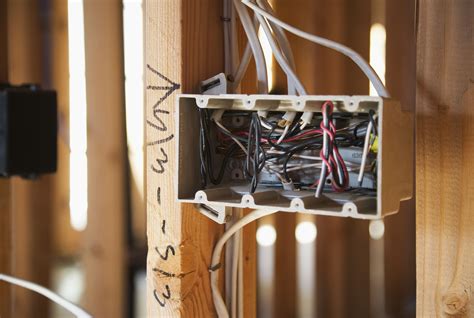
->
198, 101, 378, 198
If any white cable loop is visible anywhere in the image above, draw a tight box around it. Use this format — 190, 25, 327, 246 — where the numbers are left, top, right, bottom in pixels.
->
210, 209, 279, 318
233, 0, 268, 94
0, 273, 92, 318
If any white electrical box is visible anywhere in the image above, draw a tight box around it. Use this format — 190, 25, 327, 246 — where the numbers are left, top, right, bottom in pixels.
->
176, 94, 413, 223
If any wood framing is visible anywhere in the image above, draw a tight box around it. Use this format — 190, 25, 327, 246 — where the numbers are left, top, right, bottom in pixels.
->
145, 1, 228, 316
384, 0, 416, 315
50, 0, 80, 257
82, 0, 128, 317
0, 180, 11, 318
0, 1, 10, 316
7, 0, 54, 316
416, 0, 474, 316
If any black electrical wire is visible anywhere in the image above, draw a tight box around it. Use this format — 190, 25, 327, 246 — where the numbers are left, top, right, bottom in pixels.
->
199, 109, 240, 187
368, 109, 378, 136
282, 143, 321, 183
245, 112, 266, 193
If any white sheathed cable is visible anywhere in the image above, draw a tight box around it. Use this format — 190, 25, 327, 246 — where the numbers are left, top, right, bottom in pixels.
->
214, 120, 249, 155
224, 0, 232, 75
255, 1, 316, 128
231, 228, 240, 318
276, 125, 290, 144
0, 273, 92, 318
233, 0, 268, 94
210, 209, 279, 318
233, 12, 260, 92
237, 236, 244, 318
358, 121, 373, 184
257, 0, 295, 69
242, 0, 390, 98
255, 3, 301, 125
230, 2, 240, 76
233, 43, 252, 91
255, 12, 306, 95
256, 0, 297, 95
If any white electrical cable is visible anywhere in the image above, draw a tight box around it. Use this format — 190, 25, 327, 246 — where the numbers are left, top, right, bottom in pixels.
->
231, 227, 240, 318
254, 12, 307, 95
237, 231, 244, 318
257, 0, 317, 127
0, 273, 92, 318
241, 0, 390, 98
358, 120, 373, 184
233, 0, 268, 94
232, 43, 252, 91
256, 0, 297, 95
253, 1, 304, 135
210, 209, 279, 318
230, 2, 241, 77
276, 125, 290, 144
214, 120, 249, 155
256, 0, 296, 70
232, 14, 261, 92
224, 0, 233, 76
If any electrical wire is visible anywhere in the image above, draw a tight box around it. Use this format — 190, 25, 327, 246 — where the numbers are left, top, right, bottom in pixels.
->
241, 0, 390, 98
357, 121, 373, 185
254, 11, 306, 95
200, 109, 239, 186
231, 218, 240, 318
233, 0, 268, 94
0, 273, 92, 318
209, 209, 279, 318
232, 43, 252, 91
224, 0, 233, 75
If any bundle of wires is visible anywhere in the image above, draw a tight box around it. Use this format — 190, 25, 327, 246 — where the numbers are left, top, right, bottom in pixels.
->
208, 106, 355, 195
244, 112, 266, 193
199, 108, 239, 188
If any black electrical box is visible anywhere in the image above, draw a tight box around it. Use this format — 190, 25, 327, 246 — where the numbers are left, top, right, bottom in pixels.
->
0, 84, 57, 178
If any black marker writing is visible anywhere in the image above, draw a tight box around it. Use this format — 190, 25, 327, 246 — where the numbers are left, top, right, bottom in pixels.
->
151, 148, 168, 174
155, 245, 176, 261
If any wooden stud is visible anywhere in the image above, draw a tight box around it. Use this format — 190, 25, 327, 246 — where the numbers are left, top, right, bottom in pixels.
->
273, 213, 297, 317
0, 181, 11, 318
242, 209, 257, 318
0, 0, 11, 316
82, 0, 128, 317
50, 0, 80, 257
145, 0, 226, 316
416, 1, 474, 316
7, 0, 54, 316
384, 0, 416, 315
0, 0, 7, 79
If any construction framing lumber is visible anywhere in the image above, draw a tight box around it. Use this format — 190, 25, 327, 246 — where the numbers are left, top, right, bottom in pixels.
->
384, 0, 416, 315
145, 1, 230, 316
82, 0, 128, 316
416, 0, 474, 316
0, 0, 10, 315
7, 0, 54, 315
